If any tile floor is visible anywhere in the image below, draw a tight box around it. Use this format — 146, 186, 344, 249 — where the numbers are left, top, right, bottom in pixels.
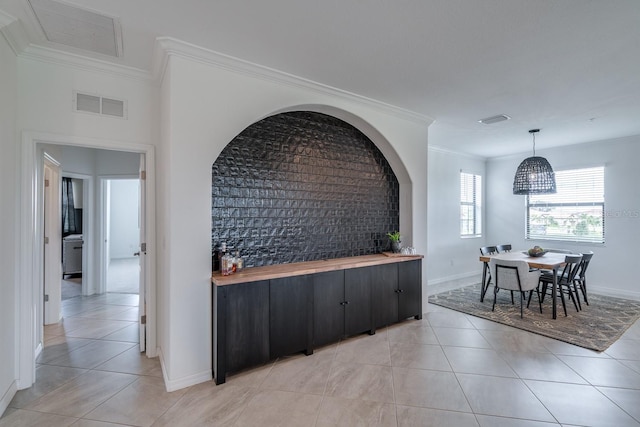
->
2, 295, 640, 426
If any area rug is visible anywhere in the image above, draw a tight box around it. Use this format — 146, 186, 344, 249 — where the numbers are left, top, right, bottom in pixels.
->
428, 284, 640, 352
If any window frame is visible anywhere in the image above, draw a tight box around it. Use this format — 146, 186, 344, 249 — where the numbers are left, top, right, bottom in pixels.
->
525, 166, 605, 244
460, 171, 482, 238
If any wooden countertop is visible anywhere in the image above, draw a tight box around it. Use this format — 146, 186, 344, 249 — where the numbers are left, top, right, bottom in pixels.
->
212, 253, 423, 286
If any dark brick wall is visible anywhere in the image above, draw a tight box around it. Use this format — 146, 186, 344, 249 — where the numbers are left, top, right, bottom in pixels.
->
212, 111, 399, 267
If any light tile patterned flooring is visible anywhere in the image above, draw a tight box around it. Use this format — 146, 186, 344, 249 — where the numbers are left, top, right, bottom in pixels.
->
3, 296, 640, 426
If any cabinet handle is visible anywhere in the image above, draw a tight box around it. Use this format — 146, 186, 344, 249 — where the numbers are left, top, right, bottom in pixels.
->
344, 300, 349, 305
398, 289, 404, 293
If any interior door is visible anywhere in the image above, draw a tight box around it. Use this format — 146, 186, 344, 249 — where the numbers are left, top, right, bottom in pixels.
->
43, 154, 62, 325
138, 155, 146, 352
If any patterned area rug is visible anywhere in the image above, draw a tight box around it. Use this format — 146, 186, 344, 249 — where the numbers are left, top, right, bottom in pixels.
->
428, 284, 640, 352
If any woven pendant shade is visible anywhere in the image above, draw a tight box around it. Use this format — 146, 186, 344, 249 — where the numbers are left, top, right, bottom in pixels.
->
513, 129, 557, 195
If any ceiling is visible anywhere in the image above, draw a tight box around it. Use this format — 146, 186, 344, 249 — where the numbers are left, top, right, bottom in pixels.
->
1, 0, 640, 157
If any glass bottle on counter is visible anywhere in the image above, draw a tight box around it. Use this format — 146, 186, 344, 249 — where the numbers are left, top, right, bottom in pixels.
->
221, 249, 232, 276
217, 242, 227, 273
231, 251, 237, 273
235, 251, 243, 272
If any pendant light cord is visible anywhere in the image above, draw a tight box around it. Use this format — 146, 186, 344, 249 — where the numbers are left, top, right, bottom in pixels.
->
529, 129, 540, 157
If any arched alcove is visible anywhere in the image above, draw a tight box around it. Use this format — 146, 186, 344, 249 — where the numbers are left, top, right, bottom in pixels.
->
212, 111, 403, 267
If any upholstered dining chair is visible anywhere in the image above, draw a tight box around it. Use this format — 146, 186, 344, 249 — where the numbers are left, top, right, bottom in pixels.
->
479, 246, 498, 301
538, 254, 583, 316
489, 258, 542, 318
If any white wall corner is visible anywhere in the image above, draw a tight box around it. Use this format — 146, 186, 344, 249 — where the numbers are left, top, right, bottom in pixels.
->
158, 348, 212, 392
0, 380, 18, 418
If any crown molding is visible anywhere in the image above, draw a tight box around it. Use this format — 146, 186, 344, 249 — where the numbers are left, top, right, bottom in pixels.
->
20, 44, 151, 82
0, 9, 15, 27
428, 144, 487, 160
0, 10, 29, 56
0, 12, 152, 83
152, 37, 433, 126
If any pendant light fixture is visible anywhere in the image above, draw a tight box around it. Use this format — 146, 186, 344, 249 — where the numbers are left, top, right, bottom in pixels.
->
513, 129, 557, 195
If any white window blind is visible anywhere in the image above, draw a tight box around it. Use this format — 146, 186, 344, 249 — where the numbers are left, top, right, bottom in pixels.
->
460, 172, 482, 237
526, 166, 604, 243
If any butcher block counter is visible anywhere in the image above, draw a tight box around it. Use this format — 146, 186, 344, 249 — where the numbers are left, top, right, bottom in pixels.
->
212, 253, 423, 286
211, 253, 424, 384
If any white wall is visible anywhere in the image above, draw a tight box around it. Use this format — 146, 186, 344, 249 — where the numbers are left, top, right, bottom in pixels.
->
157, 51, 430, 391
11, 54, 155, 396
108, 179, 140, 259
0, 20, 18, 416
486, 135, 640, 300
427, 147, 487, 292
427, 136, 640, 302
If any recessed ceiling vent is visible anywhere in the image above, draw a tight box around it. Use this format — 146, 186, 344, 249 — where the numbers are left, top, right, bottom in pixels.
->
28, 0, 123, 57
74, 91, 126, 118
478, 114, 511, 125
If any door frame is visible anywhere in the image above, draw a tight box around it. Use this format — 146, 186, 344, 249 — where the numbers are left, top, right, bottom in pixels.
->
63, 172, 93, 296
99, 175, 140, 295
42, 153, 62, 325
17, 131, 157, 390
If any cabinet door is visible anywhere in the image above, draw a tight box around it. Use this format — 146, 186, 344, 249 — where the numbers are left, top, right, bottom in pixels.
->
313, 271, 345, 347
224, 281, 270, 374
270, 275, 313, 358
398, 260, 423, 320
344, 267, 373, 336
371, 263, 399, 328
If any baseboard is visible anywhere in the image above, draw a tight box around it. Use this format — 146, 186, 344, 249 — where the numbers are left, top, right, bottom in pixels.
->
157, 348, 212, 393
589, 286, 640, 302
427, 272, 479, 295
0, 380, 17, 418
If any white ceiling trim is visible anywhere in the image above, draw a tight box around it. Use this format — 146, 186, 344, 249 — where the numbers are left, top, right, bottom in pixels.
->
153, 36, 434, 126
0, 8, 16, 27
0, 9, 30, 55
428, 144, 488, 161
19, 43, 150, 81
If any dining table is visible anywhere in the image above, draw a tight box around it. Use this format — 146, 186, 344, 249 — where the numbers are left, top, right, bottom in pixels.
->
479, 251, 568, 319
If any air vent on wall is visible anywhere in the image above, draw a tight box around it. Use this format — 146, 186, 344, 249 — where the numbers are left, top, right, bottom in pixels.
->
74, 91, 126, 118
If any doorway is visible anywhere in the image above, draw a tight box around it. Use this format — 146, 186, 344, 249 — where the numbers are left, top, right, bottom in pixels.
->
17, 134, 156, 392
104, 178, 140, 295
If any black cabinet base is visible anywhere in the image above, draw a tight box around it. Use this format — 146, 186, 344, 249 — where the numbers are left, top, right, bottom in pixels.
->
213, 259, 422, 385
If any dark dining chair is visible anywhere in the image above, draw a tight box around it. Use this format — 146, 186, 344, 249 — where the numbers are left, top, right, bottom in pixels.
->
496, 244, 512, 253
538, 254, 583, 316
490, 258, 542, 318
573, 251, 594, 308
479, 246, 498, 301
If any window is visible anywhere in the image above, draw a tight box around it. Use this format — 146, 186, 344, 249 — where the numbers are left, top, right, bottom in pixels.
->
460, 172, 482, 237
526, 166, 604, 243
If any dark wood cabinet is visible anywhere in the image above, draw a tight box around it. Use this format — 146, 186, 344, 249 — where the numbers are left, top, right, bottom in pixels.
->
344, 267, 373, 336
214, 280, 269, 384
270, 275, 313, 358
212, 255, 422, 385
313, 270, 345, 347
371, 263, 400, 328
371, 260, 423, 328
398, 259, 423, 320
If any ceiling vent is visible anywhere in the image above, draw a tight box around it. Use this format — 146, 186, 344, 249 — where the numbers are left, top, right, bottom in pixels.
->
74, 91, 126, 118
478, 114, 511, 125
28, 0, 123, 57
